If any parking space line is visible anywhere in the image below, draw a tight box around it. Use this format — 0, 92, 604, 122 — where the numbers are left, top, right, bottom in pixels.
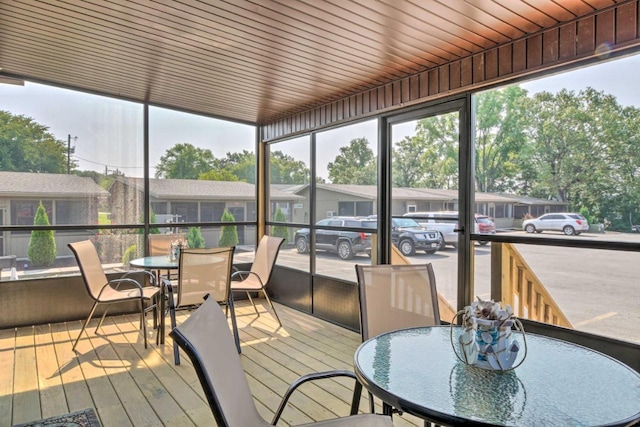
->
574, 312, 618, 327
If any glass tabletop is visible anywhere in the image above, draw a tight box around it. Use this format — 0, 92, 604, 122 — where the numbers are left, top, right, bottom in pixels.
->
129, 256, 179, 270
354, 326, 640, 426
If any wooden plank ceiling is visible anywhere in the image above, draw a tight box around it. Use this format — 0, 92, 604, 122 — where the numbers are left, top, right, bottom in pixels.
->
0, 0, 624, 125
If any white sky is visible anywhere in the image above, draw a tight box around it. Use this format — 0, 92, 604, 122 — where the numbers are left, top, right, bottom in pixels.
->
1, 53, 638, 180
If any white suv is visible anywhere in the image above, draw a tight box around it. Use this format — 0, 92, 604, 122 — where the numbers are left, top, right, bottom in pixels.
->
522, 213, 589, 236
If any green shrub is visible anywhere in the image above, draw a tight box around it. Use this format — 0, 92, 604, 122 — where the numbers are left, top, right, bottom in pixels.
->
136, 208, 160, 234
27, 201, 57, 267
271, 207, 289, 243
122, 244, 140, 265
219, 209, 239, 247
187, 227, 205, 248
579, 206, 598, 225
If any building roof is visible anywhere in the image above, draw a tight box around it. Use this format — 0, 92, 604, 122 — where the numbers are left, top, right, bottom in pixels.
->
116, 177, 302, 201
0, 171, 109, 197
497, 193, 567, 205
284, 182, 564, 206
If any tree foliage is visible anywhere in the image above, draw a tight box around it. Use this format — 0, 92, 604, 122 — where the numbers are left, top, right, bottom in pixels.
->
27, 202, 57, 267
187, 227, 206, 248
474, 86, 529, 193
154, 143, 215, 179
212, 150, 256, 183
327, 137, 377, 185
0, 110, 69, 173
270, 150, 310, 184
219, 209, 239, 247
271, 207, 289, 243
389, 112, 462, 189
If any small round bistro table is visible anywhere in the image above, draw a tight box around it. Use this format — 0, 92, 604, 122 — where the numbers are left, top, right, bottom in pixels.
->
129, 256, 179, 344
354, 326, 640, 426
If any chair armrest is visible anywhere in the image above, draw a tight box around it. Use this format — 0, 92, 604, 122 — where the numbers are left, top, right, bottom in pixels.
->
96, 278, 145, 298
271, 370, 363, 425
121, 269, 157, 286
231, 270, 262, 285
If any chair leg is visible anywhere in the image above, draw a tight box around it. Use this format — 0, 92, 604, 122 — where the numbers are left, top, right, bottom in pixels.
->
168, 291, 180, 364
228, 295, 241, 354
152, 293, 158, 330
95, 306, 110, 333
262, 288, 282, 327
245, 291, 259, 316
72, 301, 100, 352
140, 298, 148, 349
350, 379, 363, 415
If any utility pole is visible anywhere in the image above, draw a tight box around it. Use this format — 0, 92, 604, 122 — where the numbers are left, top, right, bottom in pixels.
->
67, 134, 77, 174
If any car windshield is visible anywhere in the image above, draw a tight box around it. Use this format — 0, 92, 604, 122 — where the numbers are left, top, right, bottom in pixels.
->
393, 218, 421, 228
361, 221, 377, 229
476, 217, 492, 224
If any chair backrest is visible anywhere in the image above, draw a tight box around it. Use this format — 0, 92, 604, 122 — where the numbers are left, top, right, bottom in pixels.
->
177, 247, 235, 308
250, 235, 285, 284
148, 233, 186, 256
355, 263, 441, 341
169, 297, 270, 427
68, 240, 109, 301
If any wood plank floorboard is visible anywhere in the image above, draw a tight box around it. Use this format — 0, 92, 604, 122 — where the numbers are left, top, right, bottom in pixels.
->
1, 300, 422, 427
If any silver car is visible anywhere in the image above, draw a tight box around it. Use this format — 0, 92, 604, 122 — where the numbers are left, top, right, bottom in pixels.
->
523, 213, 589, 236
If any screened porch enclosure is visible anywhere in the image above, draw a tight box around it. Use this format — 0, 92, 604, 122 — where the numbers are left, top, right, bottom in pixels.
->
1, 4, 640, 424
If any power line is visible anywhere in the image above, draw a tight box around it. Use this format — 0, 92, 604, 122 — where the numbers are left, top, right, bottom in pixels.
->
73, 155, 145, 170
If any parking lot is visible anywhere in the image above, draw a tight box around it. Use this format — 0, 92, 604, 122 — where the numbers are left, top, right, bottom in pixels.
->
271, 231, 640, 344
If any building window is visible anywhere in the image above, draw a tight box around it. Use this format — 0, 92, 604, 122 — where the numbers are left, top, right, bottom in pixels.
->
11, 200, 53, 226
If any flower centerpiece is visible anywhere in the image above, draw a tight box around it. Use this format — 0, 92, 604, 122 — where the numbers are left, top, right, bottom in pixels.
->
169, 238, 189, 261
451, 297, 526, 371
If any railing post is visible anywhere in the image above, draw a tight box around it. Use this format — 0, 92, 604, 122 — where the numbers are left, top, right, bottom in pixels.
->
490, 242, 506, 304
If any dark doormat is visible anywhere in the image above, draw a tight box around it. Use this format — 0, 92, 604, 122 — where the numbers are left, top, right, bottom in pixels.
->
12, 408, 101, 427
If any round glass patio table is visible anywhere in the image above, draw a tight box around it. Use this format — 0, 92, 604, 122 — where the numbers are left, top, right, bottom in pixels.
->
354, 326, 640, 426
129, 256, 179, 344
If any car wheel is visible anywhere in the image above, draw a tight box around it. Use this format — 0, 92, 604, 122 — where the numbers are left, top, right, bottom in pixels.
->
337, 241, 354, 260
436, 233, 445, 251
398, 239, 415, 256
525, 224, 536, 233
563, 225, 576, 236
295, 236, 309, 254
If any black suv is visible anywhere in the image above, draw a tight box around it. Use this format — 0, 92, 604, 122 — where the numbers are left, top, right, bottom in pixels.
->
294, 217, 374, 260
390, 217, 441, 256
364, 216, 441, 256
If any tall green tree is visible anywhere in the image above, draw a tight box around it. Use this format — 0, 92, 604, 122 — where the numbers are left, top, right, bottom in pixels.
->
327, 137, 377, 185
271, 207, 289, 243
474, 86, 529, 193
392, 135, 427, 187
219, 209, 239, 247
525, 89, 604, 204
154, 143, 215, 179
0, 110, 69, 173
213, 150, 256, 183
187, 227, 206, 248
27, 201, 57, 267
270, 150, 310, 184
412, 112, 460, 189
201, 149, 310, 185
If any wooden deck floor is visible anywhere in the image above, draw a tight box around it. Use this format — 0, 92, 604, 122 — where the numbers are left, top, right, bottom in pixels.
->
0, 300, 422, 426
